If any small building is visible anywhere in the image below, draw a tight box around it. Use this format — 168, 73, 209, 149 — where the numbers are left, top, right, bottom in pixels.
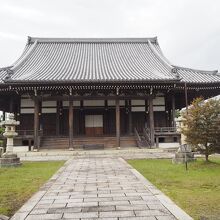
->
0, 37, 219, 150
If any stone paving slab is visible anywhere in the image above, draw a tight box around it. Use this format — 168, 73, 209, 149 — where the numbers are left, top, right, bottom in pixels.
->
11, 157, 192, 220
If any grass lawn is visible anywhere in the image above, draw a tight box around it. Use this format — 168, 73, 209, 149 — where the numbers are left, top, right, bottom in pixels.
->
0, 161, 65, 217
128, 157, 220, 220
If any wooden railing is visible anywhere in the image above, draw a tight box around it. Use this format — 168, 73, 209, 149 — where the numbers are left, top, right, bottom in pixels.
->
154, 127, 177, 133
17, 129, 43, 136
134, 127, 152, 148
143, 127, 151, 148
134, 128, 142, 142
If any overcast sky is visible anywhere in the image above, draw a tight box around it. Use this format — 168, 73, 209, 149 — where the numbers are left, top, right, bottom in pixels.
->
0, 0, 219, 71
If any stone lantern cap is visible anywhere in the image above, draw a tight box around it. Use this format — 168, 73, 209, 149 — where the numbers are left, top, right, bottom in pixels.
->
0, 113, 20, 126
0, 113, 20, 138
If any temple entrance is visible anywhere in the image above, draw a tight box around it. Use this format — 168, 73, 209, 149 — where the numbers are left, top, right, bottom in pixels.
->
85, 115, 103, 136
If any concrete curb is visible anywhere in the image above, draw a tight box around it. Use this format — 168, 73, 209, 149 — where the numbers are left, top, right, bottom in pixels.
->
122, 158, 193, 220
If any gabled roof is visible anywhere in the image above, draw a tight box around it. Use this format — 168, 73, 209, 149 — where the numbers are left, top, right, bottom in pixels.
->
0, 36, 219, 85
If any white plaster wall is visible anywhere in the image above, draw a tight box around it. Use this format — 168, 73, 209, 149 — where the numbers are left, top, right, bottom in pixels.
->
153, 96, 165, 105
63, 101, 80, 107
84, 100, 105, 106
107, 100, 125, 106
131, 100, 145, 106
131, 106, 145, 112
20, 108, 34, 114
20, 99, 34, 107
153, 106, 165, 111
42, 101, 56, 107
42, 108, 56, 113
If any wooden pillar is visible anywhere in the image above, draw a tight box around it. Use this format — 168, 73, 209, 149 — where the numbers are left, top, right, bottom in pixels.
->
28, 139, 32, 151
128, 100, 132, 135
184, 82, 188, 112
56, 101, 61, 136
145, 100, 148, 128
171, 94, 176, 127
116, 99, 120, 148
156, 136, 159, 148
149, 96, 155, 147
2, 111, 5, 121
16, 96, 21, 122
34, 98, 39, 150
69, 100, 73, 149
9, 97, 13, 113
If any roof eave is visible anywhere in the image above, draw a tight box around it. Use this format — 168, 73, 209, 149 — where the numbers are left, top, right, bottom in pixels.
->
3, 78, 180, 86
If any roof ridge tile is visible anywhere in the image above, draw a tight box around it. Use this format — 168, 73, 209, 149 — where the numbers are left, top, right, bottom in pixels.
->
28, 37, 158, 44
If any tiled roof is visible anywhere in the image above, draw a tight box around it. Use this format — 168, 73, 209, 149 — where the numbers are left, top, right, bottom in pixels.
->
0, 37, 219, 84
0, 68, 7, 83
174, 66, 219, 83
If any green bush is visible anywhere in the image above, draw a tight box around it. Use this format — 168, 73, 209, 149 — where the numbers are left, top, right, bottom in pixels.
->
0, 127, 4, 135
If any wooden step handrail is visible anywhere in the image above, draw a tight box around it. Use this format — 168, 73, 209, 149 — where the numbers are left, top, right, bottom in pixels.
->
142, 127, 151, 148
134, 128, 142, 142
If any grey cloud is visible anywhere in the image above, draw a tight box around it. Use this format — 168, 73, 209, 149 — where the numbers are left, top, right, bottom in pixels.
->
0, 0, 219, 71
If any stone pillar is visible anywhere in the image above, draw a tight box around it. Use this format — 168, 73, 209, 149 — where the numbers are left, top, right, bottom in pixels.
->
116, 99, 120, 148
69, 100, 73, 150
149, 96, 155, 147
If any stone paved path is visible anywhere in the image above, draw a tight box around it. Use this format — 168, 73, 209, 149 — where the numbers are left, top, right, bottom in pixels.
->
12, 158, 192, 220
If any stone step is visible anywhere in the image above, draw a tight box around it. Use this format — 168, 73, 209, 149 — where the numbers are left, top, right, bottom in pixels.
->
40, 136, 137, 149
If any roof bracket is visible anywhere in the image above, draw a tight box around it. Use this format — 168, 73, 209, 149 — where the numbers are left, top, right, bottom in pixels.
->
69, 87, 73, 95
34, 88, 37, 96
116, 87, 119, 95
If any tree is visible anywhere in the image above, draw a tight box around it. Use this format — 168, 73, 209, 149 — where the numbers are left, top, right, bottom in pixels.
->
181, 97, 220, 161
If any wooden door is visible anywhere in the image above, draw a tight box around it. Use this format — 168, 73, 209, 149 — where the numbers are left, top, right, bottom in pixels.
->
85, 115, 103, 136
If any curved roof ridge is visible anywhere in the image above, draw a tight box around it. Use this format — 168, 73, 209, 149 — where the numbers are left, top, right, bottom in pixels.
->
11, 40, 38, 71
173, 65, 219, 75
28, 36, 158, 44
147, 40, 178, 75
154, 43, 173, 66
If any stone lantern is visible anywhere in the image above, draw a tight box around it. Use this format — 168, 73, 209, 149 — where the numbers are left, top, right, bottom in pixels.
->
0, 113, 21, 167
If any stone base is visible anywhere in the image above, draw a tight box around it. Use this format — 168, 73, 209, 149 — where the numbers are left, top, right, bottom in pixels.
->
0, 153, 22, 167
172, 152, 196, 164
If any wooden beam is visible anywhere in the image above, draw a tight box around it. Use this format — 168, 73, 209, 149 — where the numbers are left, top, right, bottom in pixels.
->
116, 99, 120, 148
36, 95, 150, 102
34, 98, 39, 150
149, 95, 155, 147
69, 100, 73, 149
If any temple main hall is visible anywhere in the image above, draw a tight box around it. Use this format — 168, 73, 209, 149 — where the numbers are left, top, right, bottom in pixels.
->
0, 37, 219, 150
